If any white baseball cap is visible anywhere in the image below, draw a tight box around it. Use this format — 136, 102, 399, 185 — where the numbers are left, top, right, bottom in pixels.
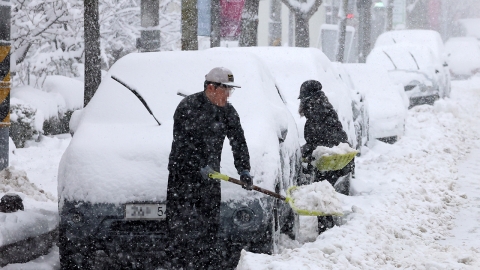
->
205, 67, 241, 88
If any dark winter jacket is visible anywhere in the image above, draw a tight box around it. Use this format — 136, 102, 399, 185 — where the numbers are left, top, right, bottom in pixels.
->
301, 91, 348, 159
166, 91, 251, 257
167, 91, 250, 174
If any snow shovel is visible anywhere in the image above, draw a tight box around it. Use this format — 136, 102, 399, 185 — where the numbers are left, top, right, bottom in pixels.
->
202, 168, 343, 217
313, 151, 358, 172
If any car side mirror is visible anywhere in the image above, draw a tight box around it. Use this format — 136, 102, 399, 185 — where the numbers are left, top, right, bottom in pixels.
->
278, 128, 288, 144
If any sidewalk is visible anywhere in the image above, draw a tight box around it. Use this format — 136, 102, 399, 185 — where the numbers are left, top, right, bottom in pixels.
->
440, 140, 480, 250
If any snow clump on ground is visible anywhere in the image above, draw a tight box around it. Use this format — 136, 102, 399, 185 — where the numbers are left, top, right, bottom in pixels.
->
290, 181, 343, 215
0, 167, 55, 202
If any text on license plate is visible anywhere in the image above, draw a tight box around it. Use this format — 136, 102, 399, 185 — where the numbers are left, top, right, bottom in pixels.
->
125, 204, 166, 220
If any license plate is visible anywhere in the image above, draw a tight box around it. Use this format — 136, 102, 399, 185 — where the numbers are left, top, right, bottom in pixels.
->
125, 204, 166, 220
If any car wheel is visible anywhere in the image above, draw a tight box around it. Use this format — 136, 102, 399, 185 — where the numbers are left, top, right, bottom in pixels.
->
248, 202, 280, 255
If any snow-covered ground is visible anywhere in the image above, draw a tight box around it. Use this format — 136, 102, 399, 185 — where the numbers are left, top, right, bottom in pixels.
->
239, 77, 480, 269
3, 77, 480, 269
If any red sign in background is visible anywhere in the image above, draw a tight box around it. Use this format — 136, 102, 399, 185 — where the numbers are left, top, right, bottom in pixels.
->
220, 0, 245, 38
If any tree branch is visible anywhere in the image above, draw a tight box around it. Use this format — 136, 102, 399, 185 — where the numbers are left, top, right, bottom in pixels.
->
16, 43, 33, 65
279, 0, 323, 19
306, 0, 323, 18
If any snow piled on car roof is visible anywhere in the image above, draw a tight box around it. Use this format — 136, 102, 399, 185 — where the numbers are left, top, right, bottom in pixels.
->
58, 50, 300, 205
223, 47, 356, 147
374, 30, 445, 60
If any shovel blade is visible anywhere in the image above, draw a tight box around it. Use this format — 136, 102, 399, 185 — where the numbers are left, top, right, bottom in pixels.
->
286, 185, 344, 217
313, 151, 357, 172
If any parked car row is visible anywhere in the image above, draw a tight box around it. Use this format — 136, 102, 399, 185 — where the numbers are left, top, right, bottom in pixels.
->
368, 30, 452, 107
335, 63, 408, 144
60, 36, 450, 267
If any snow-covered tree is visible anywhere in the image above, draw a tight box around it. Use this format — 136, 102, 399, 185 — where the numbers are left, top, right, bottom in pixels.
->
239, 0, 260, 46
11, 0, 181, 87
280, 0, 323, 47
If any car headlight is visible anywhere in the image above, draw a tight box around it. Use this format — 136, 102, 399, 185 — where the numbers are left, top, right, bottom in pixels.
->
404, 80, 422, 91
233, 208, 255, 228
404, 84, 417, 91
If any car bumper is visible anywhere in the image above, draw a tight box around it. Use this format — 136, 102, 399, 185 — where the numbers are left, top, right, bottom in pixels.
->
409, 93, 439, 108
60, 197, 276, 255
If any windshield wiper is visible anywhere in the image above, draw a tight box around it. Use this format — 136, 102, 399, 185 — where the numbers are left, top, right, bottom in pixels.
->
383, 51, 397, 69
409, 52, 420, 70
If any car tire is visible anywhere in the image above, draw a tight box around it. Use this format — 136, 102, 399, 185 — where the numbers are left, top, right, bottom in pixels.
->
248, 203, 280, 255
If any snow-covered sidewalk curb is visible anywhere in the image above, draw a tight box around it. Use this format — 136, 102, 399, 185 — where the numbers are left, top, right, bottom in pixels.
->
237, 78, 480, 269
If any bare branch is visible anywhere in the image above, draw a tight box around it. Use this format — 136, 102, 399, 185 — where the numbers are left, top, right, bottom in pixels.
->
15, 43, 32, 65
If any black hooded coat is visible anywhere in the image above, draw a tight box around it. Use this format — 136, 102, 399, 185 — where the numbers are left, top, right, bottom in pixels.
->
301, 90, 349, 158
166, 91, 250, 268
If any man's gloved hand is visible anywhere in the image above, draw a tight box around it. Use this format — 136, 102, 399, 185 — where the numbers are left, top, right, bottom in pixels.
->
240, 171, 253, 190
200, 165, 215, 180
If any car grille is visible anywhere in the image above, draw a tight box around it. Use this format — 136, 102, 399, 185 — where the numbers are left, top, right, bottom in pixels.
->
109, 220, 168, 235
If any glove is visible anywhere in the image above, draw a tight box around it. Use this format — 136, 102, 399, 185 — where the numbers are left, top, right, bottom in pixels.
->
240, 170, 253, 190
200, 165, 215, 180
301, 144, 314, 163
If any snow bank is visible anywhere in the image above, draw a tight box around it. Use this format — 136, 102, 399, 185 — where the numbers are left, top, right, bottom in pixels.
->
236, 77, 480, 269
0, 168, 58, 248
0, 167, 54, 202
312, 143, 356, 158
43, 75, 84, 111
9, 135, 71, 198
290, 181, 343, 215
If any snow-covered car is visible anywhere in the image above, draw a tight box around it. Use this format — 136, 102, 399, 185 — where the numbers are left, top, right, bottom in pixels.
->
340, 63, 408, 144
58, 50, 301, 268
332, 63, 370, 150
458, 18, 480, 40
445, 37, 480, 79
374, 30, 451, 98
223, 47, 360, 150
367, 44, 443, 107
